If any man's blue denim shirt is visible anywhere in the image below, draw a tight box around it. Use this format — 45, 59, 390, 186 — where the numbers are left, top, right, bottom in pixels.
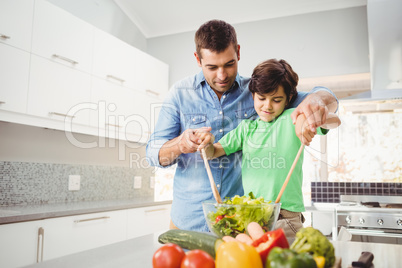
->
146, 71, 337, 232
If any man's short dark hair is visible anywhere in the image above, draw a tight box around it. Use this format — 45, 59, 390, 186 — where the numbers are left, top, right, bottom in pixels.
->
195, 20, 238, 59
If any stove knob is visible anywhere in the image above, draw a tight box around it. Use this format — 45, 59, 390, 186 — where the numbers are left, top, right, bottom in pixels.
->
359, 218, 365, 224
377, 219, 384, 226
345, 216, 351, 224
397, 219, 402, 226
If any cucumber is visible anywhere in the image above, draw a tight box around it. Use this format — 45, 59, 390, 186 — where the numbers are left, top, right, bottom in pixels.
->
158, 229, 223, 258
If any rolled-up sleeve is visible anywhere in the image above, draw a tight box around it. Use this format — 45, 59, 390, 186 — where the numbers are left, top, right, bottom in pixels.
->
146, 89, 181, 168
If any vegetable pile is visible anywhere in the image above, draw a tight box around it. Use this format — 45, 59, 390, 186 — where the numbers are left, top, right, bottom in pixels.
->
207, 192, 276, 237
156, 223, 336, 268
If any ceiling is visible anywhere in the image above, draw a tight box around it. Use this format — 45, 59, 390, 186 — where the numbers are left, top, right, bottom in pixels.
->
113, 0, 367, 38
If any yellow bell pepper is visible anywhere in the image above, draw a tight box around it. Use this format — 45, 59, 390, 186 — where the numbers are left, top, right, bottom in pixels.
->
216, 241, 263, 268
314, 256, 326, 268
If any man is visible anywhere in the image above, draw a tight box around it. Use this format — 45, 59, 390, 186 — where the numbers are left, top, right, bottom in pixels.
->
146, 20, 338, 232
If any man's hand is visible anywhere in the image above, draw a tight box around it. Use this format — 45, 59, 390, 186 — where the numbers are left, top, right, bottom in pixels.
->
291, 93, 329, 133
178, 127, 212, 154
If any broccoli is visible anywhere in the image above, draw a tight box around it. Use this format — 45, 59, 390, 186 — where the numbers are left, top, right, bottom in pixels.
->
290, 227, 335, 268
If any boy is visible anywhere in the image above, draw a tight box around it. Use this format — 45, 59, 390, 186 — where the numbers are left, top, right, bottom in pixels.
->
196, 59, 340, 239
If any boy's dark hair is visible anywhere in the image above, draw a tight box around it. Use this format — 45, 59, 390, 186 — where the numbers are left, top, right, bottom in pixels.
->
249, 59, 299, 105
194, 20, 238, 60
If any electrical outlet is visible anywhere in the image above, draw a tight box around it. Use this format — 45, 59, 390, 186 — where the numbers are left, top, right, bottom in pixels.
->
150, 177, 155, 189
133, 176, 142, 189
68, 175, 80, 191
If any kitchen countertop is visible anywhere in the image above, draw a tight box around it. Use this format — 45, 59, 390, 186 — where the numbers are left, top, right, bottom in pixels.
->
0, 198, 172, 224
22, 232, 402, 268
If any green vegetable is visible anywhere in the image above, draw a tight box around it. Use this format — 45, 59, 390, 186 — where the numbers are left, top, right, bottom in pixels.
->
158, 229, 223, 258
290, 227, 335, 268
207, 192, 275, 237
266, 247, 317, 268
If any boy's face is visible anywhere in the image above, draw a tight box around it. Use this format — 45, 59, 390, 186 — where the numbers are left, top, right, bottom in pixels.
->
253, 86, 288, 122
195, 45, 240, 99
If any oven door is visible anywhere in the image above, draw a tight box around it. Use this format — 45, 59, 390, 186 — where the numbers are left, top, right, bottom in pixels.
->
336, 213, 402, 244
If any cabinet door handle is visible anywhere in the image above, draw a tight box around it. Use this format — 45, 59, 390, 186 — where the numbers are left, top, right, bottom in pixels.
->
49, 112, 75, 119
0, 101, 5, 105
52, 54, 78, 65
145, 208, 168, 213
74, 216, 110, 223
106, 123, 122, 128
37, 227, 44, 263
146, 89, 160, 96
0, 34, 10, 39
107, 75, 125, 83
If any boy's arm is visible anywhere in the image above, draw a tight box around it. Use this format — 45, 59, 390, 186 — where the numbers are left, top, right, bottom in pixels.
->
204, 143, 226, 160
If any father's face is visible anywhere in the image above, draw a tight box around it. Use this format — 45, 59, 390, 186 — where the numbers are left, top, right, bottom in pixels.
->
195, 45, 240, 98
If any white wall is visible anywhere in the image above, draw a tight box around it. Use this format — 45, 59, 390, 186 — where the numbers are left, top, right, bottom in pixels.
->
147, 6, 370, 88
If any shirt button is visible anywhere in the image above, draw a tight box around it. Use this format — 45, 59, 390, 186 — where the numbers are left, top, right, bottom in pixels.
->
219, 165, 223, 168
223, 96, 226, 99
193, 118, 196, 121
217, 184, 220, 188
219, 111, 222, 115
219, 129, 223, 133
244, 113, 247, 117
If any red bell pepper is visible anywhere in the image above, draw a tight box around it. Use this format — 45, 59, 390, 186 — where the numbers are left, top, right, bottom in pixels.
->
251, 228, 289, 265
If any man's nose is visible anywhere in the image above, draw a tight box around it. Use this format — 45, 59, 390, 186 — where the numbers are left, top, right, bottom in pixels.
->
217, 68, 227, 80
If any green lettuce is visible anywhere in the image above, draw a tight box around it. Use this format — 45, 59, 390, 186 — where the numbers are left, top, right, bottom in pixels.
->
207, 192, 275, 237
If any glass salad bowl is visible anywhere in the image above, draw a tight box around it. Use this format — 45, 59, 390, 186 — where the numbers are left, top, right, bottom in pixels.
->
202, 194, 281, 238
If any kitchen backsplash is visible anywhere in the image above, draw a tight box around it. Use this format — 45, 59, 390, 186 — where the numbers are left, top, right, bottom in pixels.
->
311, 182, 402, 203
0, 161, 154, 206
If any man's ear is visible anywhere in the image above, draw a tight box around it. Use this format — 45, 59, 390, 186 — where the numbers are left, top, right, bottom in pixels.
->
237, 44, 241, 61
194, 52, 202, 67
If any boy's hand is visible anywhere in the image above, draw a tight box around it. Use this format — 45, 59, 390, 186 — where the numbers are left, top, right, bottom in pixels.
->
194, 128, 215, 151
295, 113, 316, 146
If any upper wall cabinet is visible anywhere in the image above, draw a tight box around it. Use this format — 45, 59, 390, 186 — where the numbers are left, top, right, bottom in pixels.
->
31, 0, 94, 73
137, 51, 169, 99
0, 0, 34, 52
0, 43, 30, 114
92, 28, 141, 90
27, 55, 91, 127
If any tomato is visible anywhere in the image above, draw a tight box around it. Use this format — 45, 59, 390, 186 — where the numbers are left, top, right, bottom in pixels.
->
181, 249, 215, 268
153, 243, 186, 268
215, 215, 224, 223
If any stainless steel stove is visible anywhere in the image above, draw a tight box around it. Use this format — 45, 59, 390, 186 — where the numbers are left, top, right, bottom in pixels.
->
335, 195, 402, 244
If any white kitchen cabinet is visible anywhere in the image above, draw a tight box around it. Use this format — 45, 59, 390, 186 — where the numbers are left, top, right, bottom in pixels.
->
92, 29, 141, 90
27, 55, 91, 127
31, 0, 94, 73
0, 43, 30, 114
90, 77, 153, 143
42, 210, 127, 261
126, 204, 171, 239
138, 51, 169, 99
0, 0, 34, 52
0, 220, 44, 268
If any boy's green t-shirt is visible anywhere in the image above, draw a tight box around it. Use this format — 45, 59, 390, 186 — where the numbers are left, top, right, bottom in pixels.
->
219, 108, 328, 212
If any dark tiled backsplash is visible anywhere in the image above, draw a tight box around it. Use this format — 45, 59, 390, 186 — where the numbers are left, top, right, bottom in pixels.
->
311, 182, 402, 203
